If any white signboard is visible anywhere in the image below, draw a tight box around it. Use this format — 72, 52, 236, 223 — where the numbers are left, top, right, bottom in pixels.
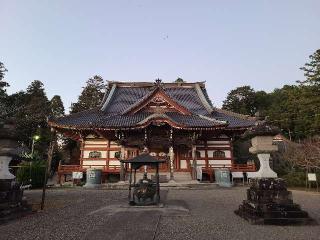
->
308, 173, 317, 182
89, 172, 96, 179
72, 172, 83, 179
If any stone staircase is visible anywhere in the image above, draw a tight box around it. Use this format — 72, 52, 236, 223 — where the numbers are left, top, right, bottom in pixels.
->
173, 172, 192, 182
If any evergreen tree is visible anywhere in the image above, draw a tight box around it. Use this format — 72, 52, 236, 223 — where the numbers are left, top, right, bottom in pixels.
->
5, 91, 27, 119
266, 85, 302, 140
66, 75, 105, 163
299, 49, 320, 86
0, 61, 9, 95
175, 78, 185, 83
48, 95, 65, 172
253, 90, 272, 115
0, 62, 9, 122
50, 95, 65, 118
71, 75, 105, 113
222, 86, 257, 115
24, 80, 51, 124
266, 85, 320, 140
15, 80, 51, 154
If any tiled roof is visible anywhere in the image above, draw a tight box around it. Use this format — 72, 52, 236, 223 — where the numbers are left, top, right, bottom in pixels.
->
51, 112, 227, 129
210, 110, 255, 128
49, 81, 255, 130
103, 85, 209, 115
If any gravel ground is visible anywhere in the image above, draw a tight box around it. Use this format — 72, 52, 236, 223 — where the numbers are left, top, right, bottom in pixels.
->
0, 187, 319, 240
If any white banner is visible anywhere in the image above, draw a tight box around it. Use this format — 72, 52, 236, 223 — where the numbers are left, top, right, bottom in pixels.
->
72, 172, 83, 179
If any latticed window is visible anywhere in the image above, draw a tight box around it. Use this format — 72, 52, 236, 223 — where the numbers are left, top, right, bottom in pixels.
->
89, 151, 102, 158
212, 150, 225, 158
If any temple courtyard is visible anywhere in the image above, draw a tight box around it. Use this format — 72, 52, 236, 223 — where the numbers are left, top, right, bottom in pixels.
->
0, 187, 319, 240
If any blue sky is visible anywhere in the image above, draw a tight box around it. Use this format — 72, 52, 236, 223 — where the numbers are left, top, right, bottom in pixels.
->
1, 0, 320, 112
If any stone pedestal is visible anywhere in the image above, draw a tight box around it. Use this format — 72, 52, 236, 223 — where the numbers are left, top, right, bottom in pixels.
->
234, 122, 315, 225
0, 156, 15, 180
249, 136, 278, 178
0, 122, 31, 222
235, 178, 314, 225
254, 153, 277, 178
0, 156, 30, 223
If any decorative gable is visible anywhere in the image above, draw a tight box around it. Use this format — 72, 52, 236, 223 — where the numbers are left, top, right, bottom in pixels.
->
123, 88, 192, 115
140, 94, 181, 114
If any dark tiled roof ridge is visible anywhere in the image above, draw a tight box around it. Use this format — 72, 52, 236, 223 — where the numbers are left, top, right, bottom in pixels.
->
56, 107, 101, 120
106, 80, 206, 88
200, 87, 214, 108
213, 107, 256, 121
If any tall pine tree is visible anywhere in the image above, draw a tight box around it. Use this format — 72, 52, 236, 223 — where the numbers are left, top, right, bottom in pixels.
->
71, 75, 105, 113
0, 61, 9, 95
65, 75, 105, 163
15, 80, 51, 154
299, 49, 320, 86
222, 86, 257, 116
50, 95, 65, 118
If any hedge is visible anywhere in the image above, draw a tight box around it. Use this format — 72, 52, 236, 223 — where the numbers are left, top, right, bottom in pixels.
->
281, 171, 320, 188
16, 161, 46, 188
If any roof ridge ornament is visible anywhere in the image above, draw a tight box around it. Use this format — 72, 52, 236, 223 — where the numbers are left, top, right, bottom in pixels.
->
154, 78, 163, 88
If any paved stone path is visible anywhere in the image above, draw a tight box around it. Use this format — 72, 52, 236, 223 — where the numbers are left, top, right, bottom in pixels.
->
0, 187, 319, 240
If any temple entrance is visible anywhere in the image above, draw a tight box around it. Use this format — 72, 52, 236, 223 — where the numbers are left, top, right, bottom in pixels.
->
148, 148, 170, 171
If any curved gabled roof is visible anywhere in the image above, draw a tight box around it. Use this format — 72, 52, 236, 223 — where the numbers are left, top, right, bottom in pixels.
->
49, 80, 255, 131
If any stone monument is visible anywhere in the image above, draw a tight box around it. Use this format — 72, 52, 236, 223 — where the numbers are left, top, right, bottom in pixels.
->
235, 120, 315, 225
246, 120, 279, 178
0, 121, 30, 223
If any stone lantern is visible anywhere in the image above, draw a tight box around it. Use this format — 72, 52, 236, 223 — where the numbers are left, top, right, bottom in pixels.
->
0, 123, 18, 180
245, 120, 279, 178
235, 121, 314, 225
0, 121, 30, 222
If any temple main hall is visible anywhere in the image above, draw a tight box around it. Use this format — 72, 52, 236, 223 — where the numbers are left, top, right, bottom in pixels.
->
49, 79, 256, 183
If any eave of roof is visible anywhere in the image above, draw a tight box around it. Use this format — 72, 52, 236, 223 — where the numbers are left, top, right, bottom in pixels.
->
48, 81, 256, 131
48, 112, 229, 131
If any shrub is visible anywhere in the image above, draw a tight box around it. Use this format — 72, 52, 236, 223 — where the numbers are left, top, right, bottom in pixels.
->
282, 171, 306, 187
16, 161, 46, 188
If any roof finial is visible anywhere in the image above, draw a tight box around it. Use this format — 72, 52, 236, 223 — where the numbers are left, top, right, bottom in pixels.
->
155, 78, 162, 86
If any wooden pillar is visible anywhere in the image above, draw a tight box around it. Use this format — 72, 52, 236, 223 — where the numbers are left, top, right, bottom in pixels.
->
106, 140, 110, 169
155, 165, 160, 204
205, 140, 209, 169
128, 167, 132, 202
192, 144, 197, 180
120, 145, 126, 181
169, 146, 174, 181
80, 139, 85, 167
169, 128, 174, 181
